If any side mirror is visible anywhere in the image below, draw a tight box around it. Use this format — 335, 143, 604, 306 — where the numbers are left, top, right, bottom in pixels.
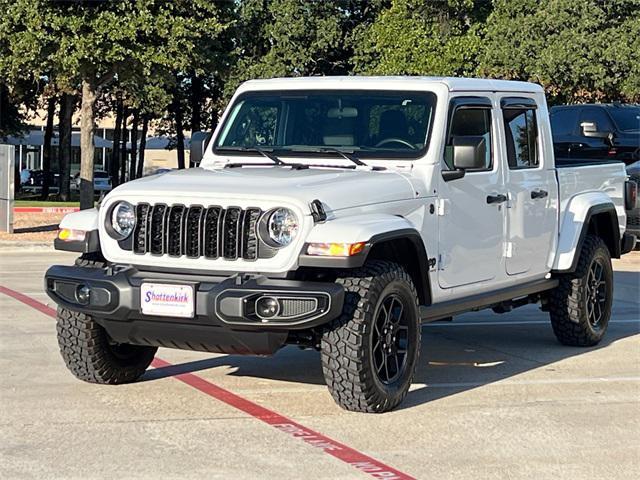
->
442, 136, 486, 181
189, 131, 212, 167
581, 121, 613, 142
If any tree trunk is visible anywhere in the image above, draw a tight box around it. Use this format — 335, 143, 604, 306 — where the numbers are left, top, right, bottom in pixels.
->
58, 93, 74, 202
111, 95, 123, 187
173, 95, 186, 169
120, 106, 129, 184
190, 72, 203, 133
129, 110, 139, 180
79, 79, 97, 210
137, 115, 149, 178
41, 95, 56, 200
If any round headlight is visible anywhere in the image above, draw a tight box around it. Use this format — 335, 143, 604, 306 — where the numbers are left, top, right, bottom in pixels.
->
109, 201, 136, 239
264, 207, 299, 247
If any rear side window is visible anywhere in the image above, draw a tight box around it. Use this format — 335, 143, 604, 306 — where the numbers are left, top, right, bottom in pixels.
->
504, 109, 539, 169
579, 108, 614, 134
444, 108, 492, 170
550, 108, 579, 137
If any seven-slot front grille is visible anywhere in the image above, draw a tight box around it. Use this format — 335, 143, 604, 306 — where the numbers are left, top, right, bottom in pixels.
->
131, 203, 262, 260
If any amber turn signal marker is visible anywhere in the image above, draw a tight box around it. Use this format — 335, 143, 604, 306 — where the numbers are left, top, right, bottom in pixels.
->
306, 242, 366, 257
58, 228, 86, 242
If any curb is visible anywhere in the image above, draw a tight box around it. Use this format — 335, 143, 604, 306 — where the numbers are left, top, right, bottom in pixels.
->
0, 241, 55, 252
14, 207, 79, 214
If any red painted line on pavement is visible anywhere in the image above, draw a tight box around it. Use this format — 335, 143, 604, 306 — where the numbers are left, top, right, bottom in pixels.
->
0, 285, 415, 480
0, 285, 58, 317
14, 207, 79, 214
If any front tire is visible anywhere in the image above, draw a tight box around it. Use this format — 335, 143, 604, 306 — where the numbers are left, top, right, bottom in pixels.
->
548, 235, 613, 346
56, 307, 157, 384
320, 261, 421, 413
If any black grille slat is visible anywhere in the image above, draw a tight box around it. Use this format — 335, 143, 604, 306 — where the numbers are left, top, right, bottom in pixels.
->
129, 203, 262, 260
167, 205, 186, 256
203, 206, 222, 258
149, 204, 168, 255
133, 203, 151, 254
223, 207, 242, 260
242, 208, 262, 260
185, 206, 204, 258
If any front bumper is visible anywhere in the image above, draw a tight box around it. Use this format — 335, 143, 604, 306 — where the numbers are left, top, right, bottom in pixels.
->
45, 265, 344, 355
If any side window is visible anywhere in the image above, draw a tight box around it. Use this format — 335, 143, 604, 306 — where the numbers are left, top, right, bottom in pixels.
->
503, 108, 539, 169
579, 108, 614, 134
444, 107, 492, 170
550, 108, 579, 137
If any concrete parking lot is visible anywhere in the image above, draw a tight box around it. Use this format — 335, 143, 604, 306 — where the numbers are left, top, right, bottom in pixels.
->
1, 249, 638, 479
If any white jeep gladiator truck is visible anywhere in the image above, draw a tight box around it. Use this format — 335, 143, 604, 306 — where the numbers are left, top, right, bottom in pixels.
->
46, 77, 637, 413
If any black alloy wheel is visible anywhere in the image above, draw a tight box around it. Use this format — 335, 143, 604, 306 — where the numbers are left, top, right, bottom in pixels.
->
372, 294, 410, 384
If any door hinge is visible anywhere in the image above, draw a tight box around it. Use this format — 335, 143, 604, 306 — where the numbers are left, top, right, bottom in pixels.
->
504, 242, 513, 258
428, 257, 437, 270
436, 199, 449, 216
437, 253, 446, 270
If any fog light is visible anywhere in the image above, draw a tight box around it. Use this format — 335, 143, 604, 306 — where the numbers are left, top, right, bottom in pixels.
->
75, 285, 91, 305
256, 296, 280, 319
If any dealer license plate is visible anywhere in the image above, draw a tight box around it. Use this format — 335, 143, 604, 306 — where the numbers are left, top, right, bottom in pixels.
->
140, 283, 194, 318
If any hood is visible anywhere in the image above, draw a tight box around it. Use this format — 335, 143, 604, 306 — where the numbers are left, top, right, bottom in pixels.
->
110, 166, 415, 213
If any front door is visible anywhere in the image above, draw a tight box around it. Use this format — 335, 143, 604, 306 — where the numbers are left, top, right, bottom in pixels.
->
438, 95, 505, 289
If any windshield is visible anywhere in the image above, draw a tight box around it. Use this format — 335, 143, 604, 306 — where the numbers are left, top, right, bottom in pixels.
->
214, 90, 437, 159
608, 107, 640, 132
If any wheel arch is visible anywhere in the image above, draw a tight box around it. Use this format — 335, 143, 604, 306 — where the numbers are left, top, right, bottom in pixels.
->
553, 198, 620, 273
364, 230, 432, 306
299, 215, 432, 305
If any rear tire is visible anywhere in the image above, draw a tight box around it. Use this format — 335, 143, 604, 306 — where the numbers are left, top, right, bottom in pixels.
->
56, 307, 157, 384
320, 261, 421, 413
548, 235, 613, 346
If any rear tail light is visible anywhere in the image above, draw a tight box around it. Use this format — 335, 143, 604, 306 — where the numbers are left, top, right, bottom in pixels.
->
625, 180, 638, 210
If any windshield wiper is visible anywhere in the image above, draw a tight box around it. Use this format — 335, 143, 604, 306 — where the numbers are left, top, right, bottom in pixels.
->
318, 147, 368, 167
287, 147, 388, 171
216, 146, 286, 166
287, 146, 369, 167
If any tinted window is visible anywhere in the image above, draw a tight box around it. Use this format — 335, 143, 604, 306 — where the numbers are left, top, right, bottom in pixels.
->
215, 91, 436, 159
504, 109, 539, 169
550, 108, 579, 136
579, 108, 614, 133
608, 107, 640, 132
444, 107, 492, 170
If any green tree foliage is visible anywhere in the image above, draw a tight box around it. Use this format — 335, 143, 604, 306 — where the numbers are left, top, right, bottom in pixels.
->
0, 0, 230, 206
226, 0, 386, 95
351, 0, 490, 76
481, 0, 640, 103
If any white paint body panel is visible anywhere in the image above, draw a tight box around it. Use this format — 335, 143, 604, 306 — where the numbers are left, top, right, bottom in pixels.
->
59, 208, 99, 232
554, 164, 627, 271
83, 76, 628, 306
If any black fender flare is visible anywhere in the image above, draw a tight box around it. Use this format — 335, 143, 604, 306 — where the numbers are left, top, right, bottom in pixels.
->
298, 228, 432, 304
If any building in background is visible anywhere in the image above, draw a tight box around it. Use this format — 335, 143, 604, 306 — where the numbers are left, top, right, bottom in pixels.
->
4, 108, 190, 179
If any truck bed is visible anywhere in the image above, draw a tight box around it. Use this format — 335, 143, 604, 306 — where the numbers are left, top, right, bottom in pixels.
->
556, 160, 628, 239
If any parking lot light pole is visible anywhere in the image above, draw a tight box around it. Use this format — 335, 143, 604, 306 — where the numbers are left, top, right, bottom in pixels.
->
0, 144, 15, 233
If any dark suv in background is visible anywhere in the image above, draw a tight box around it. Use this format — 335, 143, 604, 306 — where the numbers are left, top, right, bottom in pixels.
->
550, 103, 640, 165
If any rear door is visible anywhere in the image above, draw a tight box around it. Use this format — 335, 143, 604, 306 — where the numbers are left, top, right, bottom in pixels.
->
500, 97, 557, 277
437, 95, 505, 288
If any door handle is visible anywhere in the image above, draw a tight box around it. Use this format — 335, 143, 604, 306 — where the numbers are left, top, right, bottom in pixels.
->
531, 189, 549, 199
486, 194, 507, 204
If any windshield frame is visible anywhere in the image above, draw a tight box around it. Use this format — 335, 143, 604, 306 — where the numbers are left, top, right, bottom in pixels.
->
212, 89, 438, 160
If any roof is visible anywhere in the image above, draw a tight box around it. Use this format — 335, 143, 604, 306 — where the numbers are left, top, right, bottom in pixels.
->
239, 76, 544, 94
